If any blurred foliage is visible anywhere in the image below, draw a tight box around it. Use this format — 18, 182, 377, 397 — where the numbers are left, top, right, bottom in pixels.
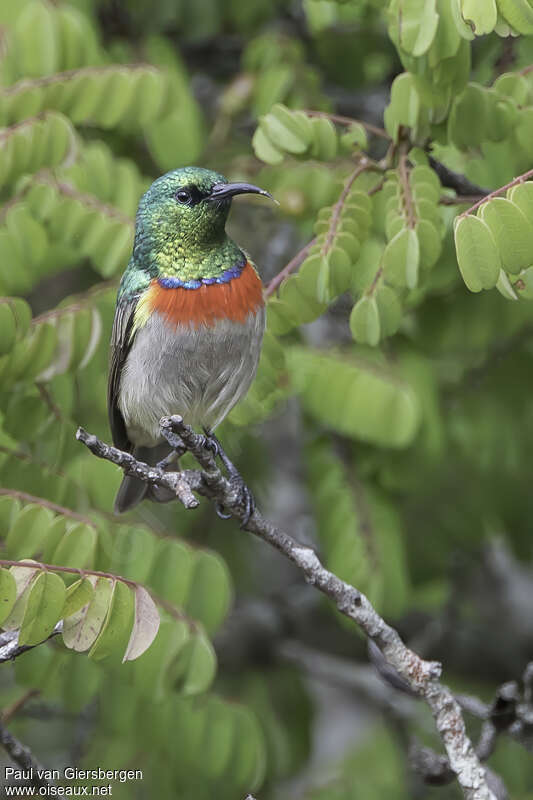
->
1, 0, 533, 798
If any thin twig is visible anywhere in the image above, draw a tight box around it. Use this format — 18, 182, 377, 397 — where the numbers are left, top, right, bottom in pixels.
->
3, 63, 158, 96
2, 690, 40, 724
320, 159, 372, 256
0, 561, 198, 653
264, 165, 383, 298
303, 109, 391, 140
0, 488, 97, 528
398, 152, 416, 229
459, 167, 533, 218
77, 417, 496, 800
264, 238, 316, 298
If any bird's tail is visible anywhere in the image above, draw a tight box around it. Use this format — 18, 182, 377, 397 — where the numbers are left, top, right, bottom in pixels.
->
114, 444, 171, 514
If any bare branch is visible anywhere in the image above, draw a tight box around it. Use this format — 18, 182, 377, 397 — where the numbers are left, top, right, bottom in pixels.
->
428, 156, 489, 198
77, 417, 497, 800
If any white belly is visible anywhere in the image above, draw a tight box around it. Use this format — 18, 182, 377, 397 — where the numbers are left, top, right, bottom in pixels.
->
117, 309, 265, 446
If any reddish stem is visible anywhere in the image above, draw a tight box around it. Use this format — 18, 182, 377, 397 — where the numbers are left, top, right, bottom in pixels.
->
459, 167, 533, 218
265, 238, 316, 298
303, 110, 391, 140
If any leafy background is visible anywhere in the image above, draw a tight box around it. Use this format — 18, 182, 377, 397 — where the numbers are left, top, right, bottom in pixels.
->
1, 0, 533, 797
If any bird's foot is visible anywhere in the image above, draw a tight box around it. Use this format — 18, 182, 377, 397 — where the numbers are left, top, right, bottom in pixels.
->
203, 430, 255, 527
159, 425, 187, 458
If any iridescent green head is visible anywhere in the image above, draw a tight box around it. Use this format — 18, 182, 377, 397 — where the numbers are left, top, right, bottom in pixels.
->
132, 167, 271, 281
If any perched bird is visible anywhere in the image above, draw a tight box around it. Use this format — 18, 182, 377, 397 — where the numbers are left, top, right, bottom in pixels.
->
108, 166, 272, 514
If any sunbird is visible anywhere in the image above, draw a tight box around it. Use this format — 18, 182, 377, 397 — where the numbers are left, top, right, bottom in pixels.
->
108, 167, 272, 515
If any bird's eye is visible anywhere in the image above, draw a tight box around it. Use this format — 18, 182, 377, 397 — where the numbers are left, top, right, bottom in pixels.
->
176, 190, 191, 205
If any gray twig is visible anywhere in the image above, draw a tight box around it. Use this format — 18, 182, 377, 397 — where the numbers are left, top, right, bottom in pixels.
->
0, 720, 54, 788
76, 417, 496, 800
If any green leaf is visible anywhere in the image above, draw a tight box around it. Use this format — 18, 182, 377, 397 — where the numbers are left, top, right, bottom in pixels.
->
448, 83, 489, 150
184, 551, 232, 635
450, 0, 476, 38
461, 0, 497, 34
479, 198, 533, 274
507, 181, 533, 220
495, 0, 533, 35
454, 214, 501, 292
390, 0, 439, 56
376, 285, 403, 337
0, 496, 21, 538
13, 0, 59, 77
496, 269, 519, 301
350, 296, 380, 346
309, 116, 338, 160
252, 126, 284, 165
129, 617, 190, 700
18, 570, 66, 646
0, 303, 18, 356
0, 299, 32, 357
88, 579, 134, 663
2, 563, 39, 631
173, 632, 217, 695
4, 503, 55, 561
62, 577, 95, 618
383, 228, 420, 289
384, 73, 421, 140
259, 104, 312, 155
416, 219, 442, 269
51, 522, 96, 569
493, 72, 530, 105
149, 540, 194, 608
200, 696, 237, 778
289, 348, 420, 448
0, 568, 17, 626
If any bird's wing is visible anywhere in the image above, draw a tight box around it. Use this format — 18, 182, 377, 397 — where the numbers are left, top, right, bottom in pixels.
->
107, 295, 138, 452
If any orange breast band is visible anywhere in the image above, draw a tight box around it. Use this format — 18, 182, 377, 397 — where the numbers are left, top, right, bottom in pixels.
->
148, 261, 264, 327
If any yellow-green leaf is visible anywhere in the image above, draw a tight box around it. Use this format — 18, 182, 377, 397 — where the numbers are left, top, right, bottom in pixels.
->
454, 214, 501, 292
18, 570, 66, 647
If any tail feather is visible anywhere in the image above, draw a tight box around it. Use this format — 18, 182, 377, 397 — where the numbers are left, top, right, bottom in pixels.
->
113, 444, 171, 514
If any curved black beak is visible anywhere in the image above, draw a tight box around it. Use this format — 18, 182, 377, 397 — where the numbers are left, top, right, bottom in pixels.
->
209, 182, 274, 202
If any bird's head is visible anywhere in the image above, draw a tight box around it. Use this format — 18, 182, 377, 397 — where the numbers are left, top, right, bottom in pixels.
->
134, 167, 272, 259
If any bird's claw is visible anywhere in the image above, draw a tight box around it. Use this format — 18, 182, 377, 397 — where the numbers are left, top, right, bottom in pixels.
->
202, 429, 254, 526
215, 503, 232, 520
199, 433, 220, 457
233, 478, 255, 527
215, 479, 255, 527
